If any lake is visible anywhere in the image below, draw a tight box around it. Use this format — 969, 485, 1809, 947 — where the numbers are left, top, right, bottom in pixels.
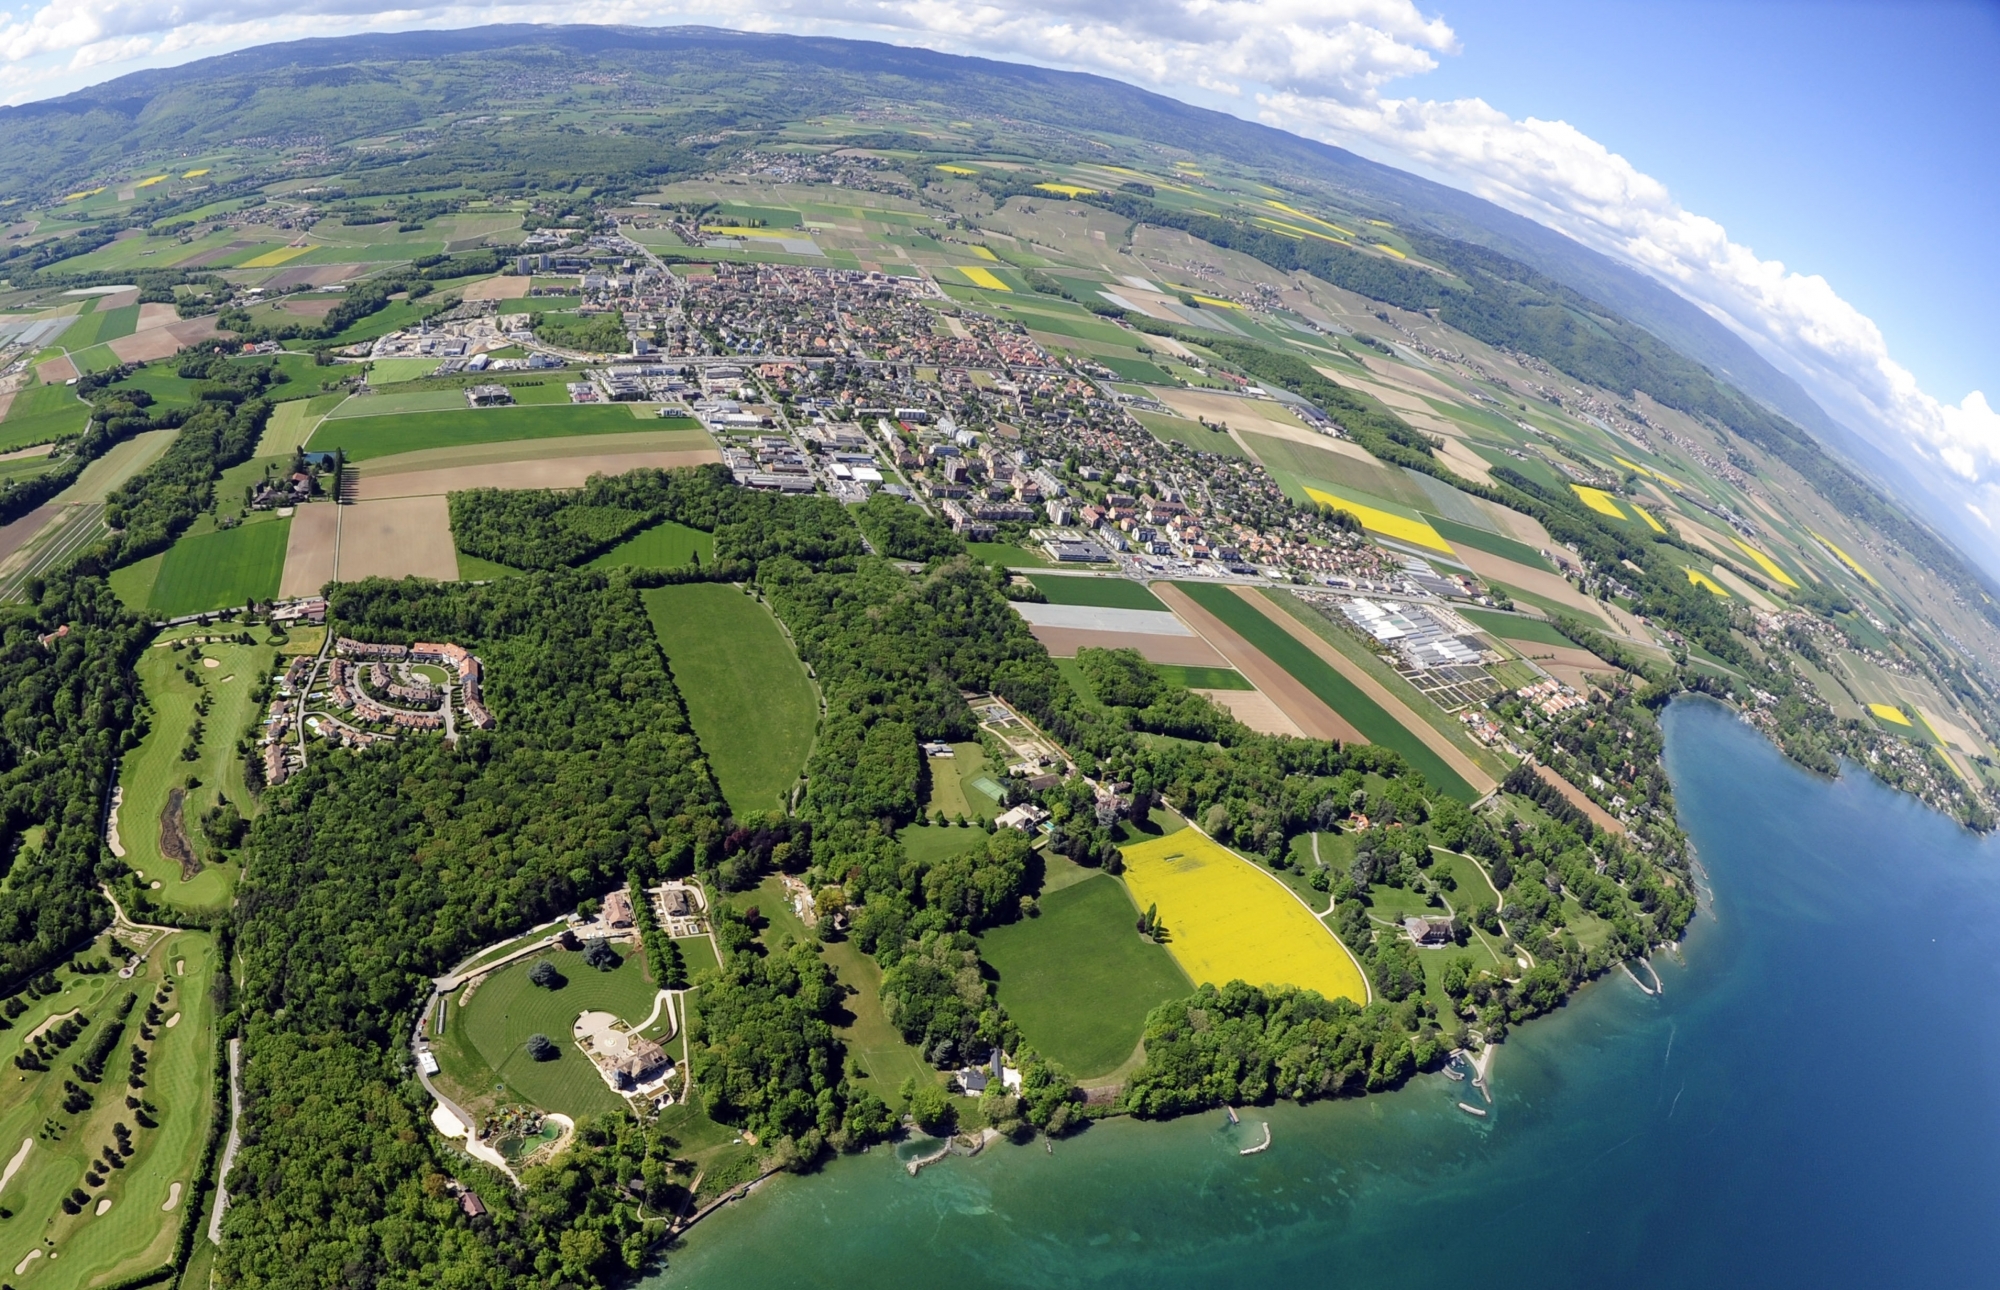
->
652, 698, 2000, 1287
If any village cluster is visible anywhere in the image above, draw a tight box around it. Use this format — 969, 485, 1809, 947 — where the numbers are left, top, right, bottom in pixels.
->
261, 636, 495, 784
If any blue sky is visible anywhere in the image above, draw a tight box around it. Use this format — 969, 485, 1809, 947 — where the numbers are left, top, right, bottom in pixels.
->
1422, 0, 1999, 407
1, 0, 1995, 551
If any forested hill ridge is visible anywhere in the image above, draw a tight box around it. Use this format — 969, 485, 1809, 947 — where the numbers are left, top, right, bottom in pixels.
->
0, 24, 1971, 592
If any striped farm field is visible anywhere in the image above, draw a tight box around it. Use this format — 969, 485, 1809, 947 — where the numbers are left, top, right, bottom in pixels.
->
1303, 485, 1451, 554
1121, 830, 1367, 1003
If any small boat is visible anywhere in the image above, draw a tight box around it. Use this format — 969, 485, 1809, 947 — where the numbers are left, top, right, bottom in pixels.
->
1457, 1102, 1488, 1118
1225, 1106, 1240, 1125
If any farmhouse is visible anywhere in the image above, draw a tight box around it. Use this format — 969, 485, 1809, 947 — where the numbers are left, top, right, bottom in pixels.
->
1403, 916, 1458, 946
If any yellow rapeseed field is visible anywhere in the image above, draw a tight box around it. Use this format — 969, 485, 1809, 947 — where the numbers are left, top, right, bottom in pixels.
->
1730, 537, 1801, 589
1632, 503, 1667, 533
1122, 831, 1368, 1004
1810, 529, 1880, 586
971, 245, 999, 261
1253, 217, 1350, 245
1373, 243, 1409, 259
1304, 486, 1453, 555
1570, 484, 1628, 519
241, 245, 311, 268
935, 164, 978, 176
1686, 568, 1729, 596
182, 168, 211, 179
1034, 183, 1096, 197
135, 175, 167, 188
1868, 703, 1912, 727
957, 265, 1011, 291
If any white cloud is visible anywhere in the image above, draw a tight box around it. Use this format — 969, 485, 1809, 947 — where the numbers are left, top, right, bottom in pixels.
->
0, 0, 1989, 517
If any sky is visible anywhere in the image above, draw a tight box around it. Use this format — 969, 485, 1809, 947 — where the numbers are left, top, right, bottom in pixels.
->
1, 0, 1996, 559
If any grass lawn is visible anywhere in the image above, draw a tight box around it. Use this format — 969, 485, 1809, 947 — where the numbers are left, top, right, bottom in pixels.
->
919, 743, 1002, 822
308, 404, 693, 462
897, 822, 993, 869
456, 550, 524, 581
979, 875, 1188, 1079
968, 542, 1050, 569
1026, 574, 1166, 610
0, 931, 219, 1289
118, 635, 275, 913
641, 585, 818, 818
326, 391, 468, 418
1174, 582, 1476, 800
145, 514, 291, 617
586, 520, 713, 571
437, 945, 658, 1121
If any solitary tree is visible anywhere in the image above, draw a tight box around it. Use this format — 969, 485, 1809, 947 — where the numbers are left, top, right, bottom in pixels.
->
582, 937, 620, 971
527, 960, 560, 989
525, 1034, 557, 1062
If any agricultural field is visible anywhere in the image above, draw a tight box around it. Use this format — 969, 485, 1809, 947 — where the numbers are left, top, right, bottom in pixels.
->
139, 513, 291, 617
431, 945, 663, 1123
115, 632, 276, 913
979, 875, 1189, 1079
0, 384, 90, 453
1120, 830, 1368, 1003
0, 931, 219, 1289
306, 405, 696, 462
1025, 574, 1167, 611
641, 585, 819, 817
1173, 582, 1480, 798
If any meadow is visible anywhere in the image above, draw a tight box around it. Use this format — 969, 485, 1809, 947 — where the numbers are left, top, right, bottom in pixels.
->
307, 405, 693, 462
1120, 830, 1368, 1004
1174, 582, 1477, 799
116, 634, 276, 913
436, 946, 660, 1121
919, 743, 1002, 822
586, 520, 712, 571
0, 932, 219, 1289
143, 514, 291, 617
979, 875, 1189, 1079
641, 585, 819, 818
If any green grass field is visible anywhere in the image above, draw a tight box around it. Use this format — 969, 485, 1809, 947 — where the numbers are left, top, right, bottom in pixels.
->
980, 876, 1190, 1079
325, 391, 468, 418
586, 520, 713, 571
1459, 607, 1572, 647
919, 743, 1002, 822
1427, 515, 1551, 568
0, 384, 90, 453
967, 542, 1050, 569
144, 515, 290, 617
1133, 411, 1251, 459
0, 931, 219, 1289
641, 585, 819, 817
117, 635, 276, 911
436, 945, 660, 1121
307, 405, 696, 462
1156, 664, 1253, 691
1027, 574, 1167, 610
1174, 582, 1476, 799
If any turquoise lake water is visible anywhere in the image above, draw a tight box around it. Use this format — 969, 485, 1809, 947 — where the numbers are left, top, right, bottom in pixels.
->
652, 698, 2000, 1286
